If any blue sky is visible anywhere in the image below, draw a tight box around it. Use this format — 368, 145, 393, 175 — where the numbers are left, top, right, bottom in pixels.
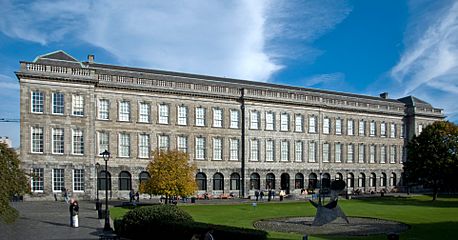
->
1, 0, 457, 147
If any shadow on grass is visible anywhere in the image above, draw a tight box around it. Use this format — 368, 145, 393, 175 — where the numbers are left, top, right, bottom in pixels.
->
352, 196, 458, 208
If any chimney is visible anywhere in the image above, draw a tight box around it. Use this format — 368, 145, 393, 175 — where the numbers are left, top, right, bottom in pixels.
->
87, 54, 95, 63
380, 92, 388, 99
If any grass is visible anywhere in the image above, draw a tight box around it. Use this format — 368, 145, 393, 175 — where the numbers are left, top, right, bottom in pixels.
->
110, 195, 458, 240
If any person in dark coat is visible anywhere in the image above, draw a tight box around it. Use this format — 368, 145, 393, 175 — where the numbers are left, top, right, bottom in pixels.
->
69, 199, 79, 227
255, 190, 259, 201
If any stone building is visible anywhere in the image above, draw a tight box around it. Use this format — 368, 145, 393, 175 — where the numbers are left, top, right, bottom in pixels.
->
17, 51, 444, 200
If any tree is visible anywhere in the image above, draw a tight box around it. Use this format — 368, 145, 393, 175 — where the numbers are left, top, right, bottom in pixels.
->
0, 143, 29, 223
404, 121, 458, 201
140, 150, 197, 204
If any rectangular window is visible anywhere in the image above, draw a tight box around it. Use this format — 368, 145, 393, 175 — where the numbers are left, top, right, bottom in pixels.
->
158, 104, 169, 124
139, 102, 150, 123
308, 142, 316, 162
358, 144, 365, 163
281, 140, 289, 161
250, 111, 259, 129
119, 133, 130, 157
323, 143, 330, 163
359, 120, 365, 136
138, 134, 150, 158
53, 168, 65, 192
177, 106, 187, 126
73, 169, 85, 192
390, 123, 396, 138
370, 145, 376, 163
390, 145, 396, 163
265, 112, 275, 130
98, 132, 109, 155
335, 143, 342, 163
213, 108, 223, 128
347, 144, 354, 163
119, 101, 130, 121
323, 118, 330, 134
229, 139, 239, 161
370, 121, 376, 136
381, 122, 387, 137
72, 95, 84, 116
250, 139, 259, 161
418, 124, 423, 134
280, 113, 289, 131
195, 137, 206, 160
31, 91, 44, 113
347, 120, 354, 135
295, 141, 303, 162
52, 128, 64, 154
98, 99, 109, 120
72, 129, 84, 155
336, 119, 342, 135
400, 124, 405, 138
380, 145, 386, 163
295, 115, 303, 132
213, 138, 222, 160
195, 107, 206, 126
401, 147, 406, 163
266, 140, 274, 162
230, 110, 239, 128
309, 116, 316, 133
52, 92, 64, 114
158, 135, 169, 151
177, 136, 188, 153
31, 168, 44, 192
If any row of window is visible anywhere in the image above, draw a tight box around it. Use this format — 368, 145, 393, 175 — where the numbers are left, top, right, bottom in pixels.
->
30, 91, 411, 137
31, 168, 151, 193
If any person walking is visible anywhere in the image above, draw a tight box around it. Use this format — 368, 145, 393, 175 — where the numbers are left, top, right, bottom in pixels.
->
254, 190, 259, 201
260, 190, 264, 201
69, 199, 79, 227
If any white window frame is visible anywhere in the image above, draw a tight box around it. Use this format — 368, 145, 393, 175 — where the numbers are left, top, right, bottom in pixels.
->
347, 144, 354, 163
31, 168, 44, 192
158, 135, 170, 151
381, 122, 387, 137
73, 169, 85, 192
98, 131, 109, 155
295, 141, 303, 162
195, 107, 206, 127
177, 106, 188, 126
369, 145, 376, 163
308, 141, 316, 163
418, 124, 423, 134
280, 113, 289, 131
138, 134, 150, 158
358, 144, 365, 163
119, 101, 130, 122
158, 104, 169, 124
177, 136, 188, 153
335, 143, 342, 163
380, 145, 386, 163
229, 139, 239, 161
72, 129, 84, 155
98, 99, 109, 120
359, 120, 365, 136
52, 92, 64, 115
52, 168, 65, 192
336, 119, 342, 135
213, 108, 223, 128
138, 102, 150, 123
118, 133, 130, 157
213, 138, 222, 160
265, 112, 275, 131
390, 123, 396, 138
347, 119, 354, 135
281, 140, 289, 161
31, 91, 44, 113
390, 145, 396, 163
322, 143, 330, 163
308, 116, 317, 133
295, 115, 303, 132
72, 94, 84, 116
266, 140, 274, 162
195, 137, 206, 160
323, 117, 330, 134
52, 128, 64, 154
370, 121, 376, 136
250, 111, 259, 130
230, 110, 239, 129
250, 139, 259, 161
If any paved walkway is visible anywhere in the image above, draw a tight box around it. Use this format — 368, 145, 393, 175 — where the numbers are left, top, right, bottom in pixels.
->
0, 201, 105, 240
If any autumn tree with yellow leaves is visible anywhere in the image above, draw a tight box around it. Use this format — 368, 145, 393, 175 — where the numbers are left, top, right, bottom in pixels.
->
140, 150, 197, 204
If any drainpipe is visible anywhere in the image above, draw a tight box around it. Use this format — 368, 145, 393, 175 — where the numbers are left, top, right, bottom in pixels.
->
240, 88, 246, 198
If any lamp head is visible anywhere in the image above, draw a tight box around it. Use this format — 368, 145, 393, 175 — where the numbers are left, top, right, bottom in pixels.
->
100, 150, 111, 160
95, 162, 101, 169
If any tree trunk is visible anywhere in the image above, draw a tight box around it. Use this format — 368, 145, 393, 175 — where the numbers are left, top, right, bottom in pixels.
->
165, 194, 169, 204
432, 185, 438, 201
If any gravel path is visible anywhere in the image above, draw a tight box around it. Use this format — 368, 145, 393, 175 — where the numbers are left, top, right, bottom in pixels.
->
254, 217, 410, 236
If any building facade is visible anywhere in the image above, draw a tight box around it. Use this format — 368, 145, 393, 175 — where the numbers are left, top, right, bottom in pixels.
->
17, 51, 444, 200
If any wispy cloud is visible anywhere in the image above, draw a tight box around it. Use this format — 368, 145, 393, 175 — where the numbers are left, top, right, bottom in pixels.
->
0, 0, 351, 82
0, 74, 19, 90
303, 72, 345, 86
389, 0, 458, 121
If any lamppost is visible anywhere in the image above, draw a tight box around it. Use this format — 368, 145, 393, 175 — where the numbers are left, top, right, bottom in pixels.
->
95, 163, 100, 202
101, 150, 112, 232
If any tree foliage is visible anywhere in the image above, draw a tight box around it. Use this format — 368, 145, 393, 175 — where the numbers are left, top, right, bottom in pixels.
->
0, 143, 29, 223
404, 121, 458, 200
140, 150, 197, 203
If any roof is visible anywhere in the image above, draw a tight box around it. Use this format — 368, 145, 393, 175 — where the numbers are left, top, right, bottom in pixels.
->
33, 50, 83, 68
397, 96, 432, 107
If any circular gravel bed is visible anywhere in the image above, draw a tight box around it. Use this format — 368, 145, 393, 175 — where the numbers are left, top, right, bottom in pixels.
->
254, 217, 410, 236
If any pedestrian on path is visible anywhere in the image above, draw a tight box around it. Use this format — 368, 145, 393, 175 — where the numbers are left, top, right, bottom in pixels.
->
69, 199, 79, 227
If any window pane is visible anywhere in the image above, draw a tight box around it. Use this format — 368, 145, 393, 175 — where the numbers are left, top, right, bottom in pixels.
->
72, 95, 84, 116
52, 128, 64, 154
213, 109, 222, 128
230, 110, 239, 128
139, 103, 150, 123
53, 169, 65, 192
52, 92, 64, 114
159, 104, 169, 124
98, 99, 109, 120
31, 91, 44, 113
178, 106, 187, 125
73, 129, 84, 154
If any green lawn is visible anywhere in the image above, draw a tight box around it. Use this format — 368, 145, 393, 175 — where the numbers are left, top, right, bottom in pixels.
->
110, 195, 458, 240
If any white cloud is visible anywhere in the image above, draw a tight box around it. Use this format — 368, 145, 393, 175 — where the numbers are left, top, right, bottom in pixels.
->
0, 74, 19, 90
0, 0, 351, 82
389, 0, 458, 122
303, 72, 345, 86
